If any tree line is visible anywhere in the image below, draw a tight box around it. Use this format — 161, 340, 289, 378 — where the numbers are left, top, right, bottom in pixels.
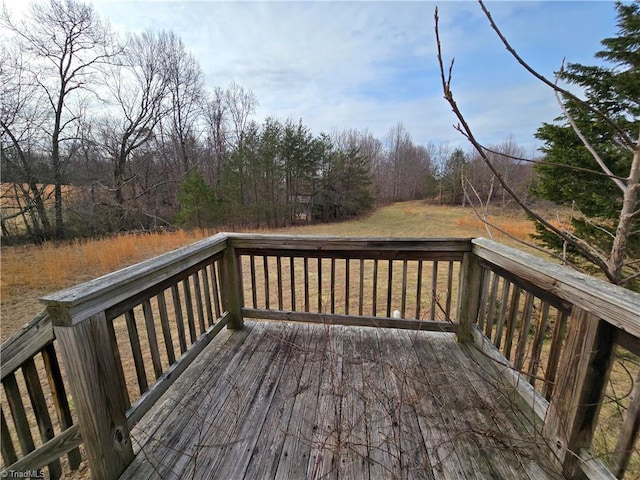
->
1, 0, 537, 243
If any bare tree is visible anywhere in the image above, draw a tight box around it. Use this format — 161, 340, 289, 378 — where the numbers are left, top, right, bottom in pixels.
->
202, 87, 229, 188
224, 81, 258, 148
162, 31, 205, 173
0, 44, 54, 241
100, 30, 170, 218
2, 0, 119, 238
434, 1, 639, 286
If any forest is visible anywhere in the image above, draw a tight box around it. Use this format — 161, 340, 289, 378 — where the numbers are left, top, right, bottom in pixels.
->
0, 0, 535, 243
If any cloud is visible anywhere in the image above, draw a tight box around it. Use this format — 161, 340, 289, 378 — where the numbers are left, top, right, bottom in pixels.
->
16, 0, 619, 152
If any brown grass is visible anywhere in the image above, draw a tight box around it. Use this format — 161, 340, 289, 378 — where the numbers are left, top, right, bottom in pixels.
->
2, 201, 541, 342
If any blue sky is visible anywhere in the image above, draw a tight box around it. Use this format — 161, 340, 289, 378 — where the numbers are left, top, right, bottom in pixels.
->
3, 0, 621, 154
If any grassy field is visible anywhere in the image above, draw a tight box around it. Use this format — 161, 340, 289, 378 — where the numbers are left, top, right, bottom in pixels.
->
0, 201, 537, 343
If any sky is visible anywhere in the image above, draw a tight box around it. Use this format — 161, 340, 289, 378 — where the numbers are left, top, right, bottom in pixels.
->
2, 0, 621, 154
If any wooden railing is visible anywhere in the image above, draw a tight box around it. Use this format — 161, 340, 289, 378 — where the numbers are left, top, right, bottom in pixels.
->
1, 234, 638, 479
469, 238, 640, 479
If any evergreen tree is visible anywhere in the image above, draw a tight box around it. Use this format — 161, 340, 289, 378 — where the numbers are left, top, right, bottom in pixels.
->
175, 170, 220, 228
533, 2, 639, 285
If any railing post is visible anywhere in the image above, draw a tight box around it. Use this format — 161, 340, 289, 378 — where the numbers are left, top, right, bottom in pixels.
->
456, 251, 482, 342
542, 306, 616, 478
221, 241, 244, 329
49, 311, 134, 480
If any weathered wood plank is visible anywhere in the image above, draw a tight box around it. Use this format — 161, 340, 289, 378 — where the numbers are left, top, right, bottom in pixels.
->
207, 325, 300, 478
330, 257, 336, 314
1, 311, 53, 380
249, 255, 258, 309
210, 261, 222, 319
359, 259, 365, 316
306, 325, 342, 479
277, 256, 284, 310
244, 324, 315, 479
372, 259, 378, 316
460, 337, 561, 479
242, 308, 457, 332
200, 264, 215, 327
192, 271, 206, 335
1, 407, 18, 466
543, 307, 616, 478
156, 291, 176, 365
543, 310, 568, 401
379, 329, 434, 479
445, 261, 454, 319
4, 372, 36, 456
141, 300, 163, 380
170, 284, 187, 355
386, 259, 393, 318
345, 258, 350, 315
428, 333, 523, 479
54, 312, 133, 480
41, 343, 82, 469
263, 256, 271, 310
431, 260, 439, 321
416, 260, 423, 319
290, 256, 297, 311
220, 243, 244, 329
274, 326, 325, 480
2, 425, 82, 476
410, 333, 485, 479
456, 251, 482, 342
514, 292, 535, 371
188, 324, 287, 477
125, 310, 148, 395
494, 279, 511, 349
126, 312, 231, 428
471, 326, 550, 425
304, 257, 310, 312
337, 327, 369, 478
22, 357, 62, 478
122, 320, 253, 479
611, 369, 640, 478
401, 259, 408, 318
503, 286, 522, 360
42, 234, 227, 326
227, 233, 473, 252
181, 279, 197, 344
472, 238, 640, 336
528, 302, 550, 387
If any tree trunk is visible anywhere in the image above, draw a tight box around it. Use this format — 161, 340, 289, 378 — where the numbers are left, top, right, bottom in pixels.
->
609, 129, 640, 284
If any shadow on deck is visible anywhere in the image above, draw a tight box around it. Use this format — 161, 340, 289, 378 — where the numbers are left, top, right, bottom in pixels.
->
121, 321, 562, 480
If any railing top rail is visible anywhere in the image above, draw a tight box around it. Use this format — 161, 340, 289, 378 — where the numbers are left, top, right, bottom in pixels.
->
0, 310, 53, 380
472, 237, 640, 337
40, 233, 227, 326
225, 232, 474, 253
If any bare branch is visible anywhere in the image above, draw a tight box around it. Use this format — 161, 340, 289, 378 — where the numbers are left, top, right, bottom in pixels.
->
554, 88, 626, 192
477, 0, 635, 149
434, 7, 614, 280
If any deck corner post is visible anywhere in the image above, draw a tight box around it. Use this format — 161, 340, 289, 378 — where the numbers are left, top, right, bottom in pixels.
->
50, 311, 134, 480
456, 251, 482, 342
221, 241, 244, 330
542, 306, 616, 478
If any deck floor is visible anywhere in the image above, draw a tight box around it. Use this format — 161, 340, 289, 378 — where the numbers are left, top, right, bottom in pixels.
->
120, 321, 562, 480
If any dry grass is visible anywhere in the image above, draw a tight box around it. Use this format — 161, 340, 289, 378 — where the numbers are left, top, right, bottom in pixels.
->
2, 201, 539, 342
1, 228, 217, 342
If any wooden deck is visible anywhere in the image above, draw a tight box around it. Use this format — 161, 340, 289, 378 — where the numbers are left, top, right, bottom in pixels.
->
120, 320, 562, 480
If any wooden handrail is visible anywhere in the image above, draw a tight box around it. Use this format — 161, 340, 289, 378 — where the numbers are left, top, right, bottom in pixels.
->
3, 234, 638, 480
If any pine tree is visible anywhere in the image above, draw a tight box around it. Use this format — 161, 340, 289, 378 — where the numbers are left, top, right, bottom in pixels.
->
175, 170, 220, 228
533, 2, 639, 286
